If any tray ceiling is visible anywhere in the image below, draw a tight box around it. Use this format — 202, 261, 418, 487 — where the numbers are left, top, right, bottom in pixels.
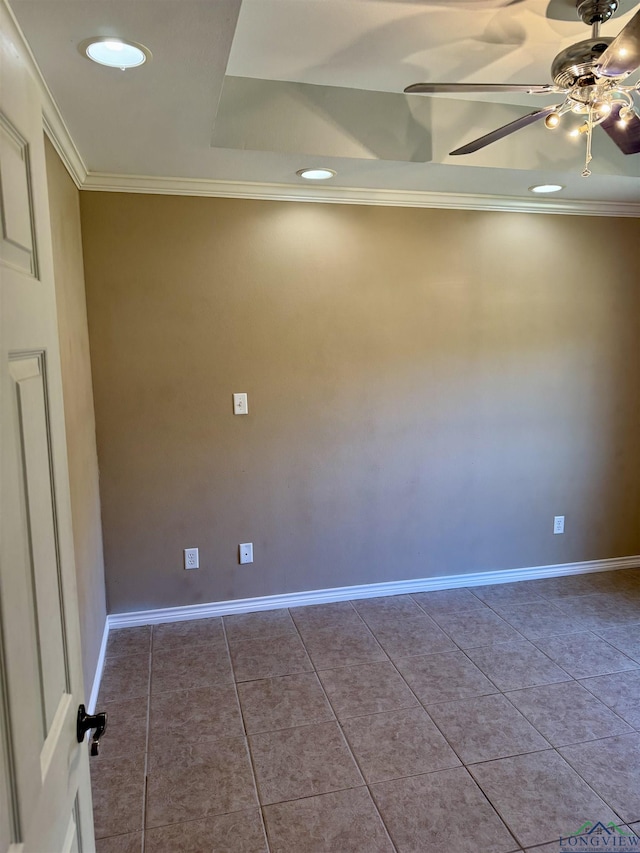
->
8, 0, 640, 209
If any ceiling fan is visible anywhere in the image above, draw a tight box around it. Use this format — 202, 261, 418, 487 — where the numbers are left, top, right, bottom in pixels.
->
404, 0, 640, 175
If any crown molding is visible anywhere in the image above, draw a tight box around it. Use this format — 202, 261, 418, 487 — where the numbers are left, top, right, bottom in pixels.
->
3, 0, 637, 215
82, 171, 640, 217
3, 0, 87, 187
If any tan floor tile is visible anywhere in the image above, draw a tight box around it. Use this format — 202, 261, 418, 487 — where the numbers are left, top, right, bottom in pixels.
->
426, 694, 550, 763
589, 570, 640, 593
152, 618, 225, 651
149, 683, 244, 760
465, 639, 571, 691
301, 622, 387, 669
371, 767, 517, 853
579, 670, 640, 728
106, 627, 151, 659
249, 720, 363, 804
394, 650, 497, 704
223, 608, 296, 642
560, 733, 640, 823
469, 751, 621, 848
411, 588, 490, 615
364, 615, 456, 660
352, 595, 425, 620
495, 600, 587, 641
237, 672, 334, 733
99, 653, 150, 704
593, 625, 640, 663
528, 575, 605, 599
144, 809, 268, 852
90, 753, 145, 839
97, 695, 148, 760
552, 594, 640, 630
146, 736, 258, 827
290, 601, 361, 631
431, 609, 523, 649
95, 833, 142, 853
92, 586, 640, 853
533, 631, 639, 679
471, 582, 545, 607
263, 787, 394, 852
229, 634, 313, 682
317, 660, 418, 720
342, 707, 460, 782
506, 681, 633, 746
151, 641, 233, 693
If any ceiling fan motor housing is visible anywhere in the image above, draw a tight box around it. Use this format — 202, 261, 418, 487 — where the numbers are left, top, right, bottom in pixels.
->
551, 37, 613, 88
576, 0, 619, 25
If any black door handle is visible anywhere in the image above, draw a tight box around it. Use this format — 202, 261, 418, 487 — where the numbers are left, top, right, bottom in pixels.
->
77, 704, 108, 756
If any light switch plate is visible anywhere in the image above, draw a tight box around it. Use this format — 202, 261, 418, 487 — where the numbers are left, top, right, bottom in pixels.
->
233, 393, 248, 415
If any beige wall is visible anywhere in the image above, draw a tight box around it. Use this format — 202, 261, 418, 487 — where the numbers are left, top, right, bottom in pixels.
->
79, 192, 640, 614
45, 138, 106, 688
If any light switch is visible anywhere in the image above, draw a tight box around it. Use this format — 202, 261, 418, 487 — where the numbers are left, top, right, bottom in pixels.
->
233, 393, 248, 415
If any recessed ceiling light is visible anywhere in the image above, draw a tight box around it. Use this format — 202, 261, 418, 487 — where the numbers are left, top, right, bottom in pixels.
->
296, 168, 336, 181
528, 184, 564, 194
82, 37, 151, 69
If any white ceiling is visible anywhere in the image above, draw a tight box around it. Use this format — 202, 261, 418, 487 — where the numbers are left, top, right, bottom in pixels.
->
8, 0, 640, 209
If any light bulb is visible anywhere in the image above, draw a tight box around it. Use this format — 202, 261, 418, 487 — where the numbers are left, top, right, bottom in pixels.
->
545, 112, 561, 129
619, 107, 635, 123
593, 100, 612, 116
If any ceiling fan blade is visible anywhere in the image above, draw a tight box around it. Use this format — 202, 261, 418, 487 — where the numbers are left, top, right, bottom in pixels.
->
450, 105, 560, 155
595, 7, 640, 78
600, 103, 640, 154
404, 82, 557, 94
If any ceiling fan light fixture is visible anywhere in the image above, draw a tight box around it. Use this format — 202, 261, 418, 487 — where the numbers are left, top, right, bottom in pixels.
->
592, 99, 612, 116
528, 184, 565, 193
83, 37, 150, 69
296, 168, 336, 180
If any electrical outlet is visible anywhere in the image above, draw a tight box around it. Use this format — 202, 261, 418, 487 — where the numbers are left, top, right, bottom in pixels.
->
239, 543, 253, 564
184, 547, 199, 569
554, 516, 565, 535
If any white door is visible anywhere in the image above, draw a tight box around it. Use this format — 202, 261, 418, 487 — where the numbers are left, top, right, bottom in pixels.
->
0, 3, 96, 851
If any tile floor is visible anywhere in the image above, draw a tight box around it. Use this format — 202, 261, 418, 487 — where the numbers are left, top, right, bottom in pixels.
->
92, 568, 640, 852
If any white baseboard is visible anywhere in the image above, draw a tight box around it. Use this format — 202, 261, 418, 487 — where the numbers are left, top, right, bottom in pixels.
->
107, 554, 639, 629
88, 619, 109, 714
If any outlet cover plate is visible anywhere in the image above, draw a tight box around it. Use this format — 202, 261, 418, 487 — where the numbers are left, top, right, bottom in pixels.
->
184, 547, 199, 569
239, 543, 253, 564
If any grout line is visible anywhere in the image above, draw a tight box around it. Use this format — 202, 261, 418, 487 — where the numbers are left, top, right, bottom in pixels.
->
220, 617, 272, 853
291, 613, 399, 853
288, 603, 399, 851
354, 614, 523, 851
139, 633, 153, 853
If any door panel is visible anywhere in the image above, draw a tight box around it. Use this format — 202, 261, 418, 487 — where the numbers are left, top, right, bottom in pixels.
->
0, 111, 38, 277
9, 351, 70, 733
0, 2, 96, 850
